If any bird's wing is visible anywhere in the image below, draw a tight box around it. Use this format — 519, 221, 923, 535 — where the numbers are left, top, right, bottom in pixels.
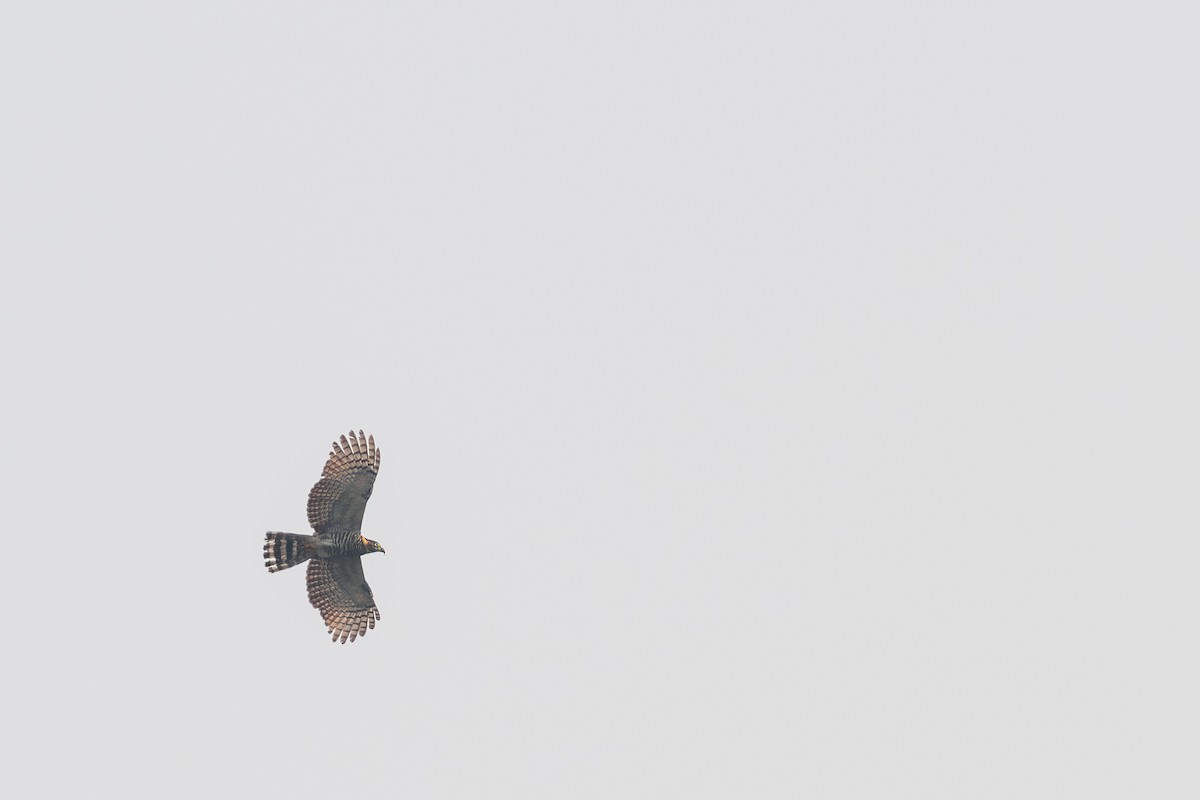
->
307, 430, 380, 533
306, 556, 380, 644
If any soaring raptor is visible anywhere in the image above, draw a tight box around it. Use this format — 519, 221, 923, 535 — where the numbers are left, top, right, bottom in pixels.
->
264, 430, 387, 643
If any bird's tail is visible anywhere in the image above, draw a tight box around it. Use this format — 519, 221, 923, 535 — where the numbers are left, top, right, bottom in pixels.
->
264, 532, 316, 572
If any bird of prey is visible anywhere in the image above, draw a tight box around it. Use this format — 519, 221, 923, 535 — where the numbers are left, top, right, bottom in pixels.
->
264, 430, 387, 643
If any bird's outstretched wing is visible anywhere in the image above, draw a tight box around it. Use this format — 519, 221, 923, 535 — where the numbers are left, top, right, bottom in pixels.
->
307, 430, 380, 533
306, 556, 380, 644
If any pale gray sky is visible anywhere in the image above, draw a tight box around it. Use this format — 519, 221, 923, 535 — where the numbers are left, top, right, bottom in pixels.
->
3, 2, 1197, 797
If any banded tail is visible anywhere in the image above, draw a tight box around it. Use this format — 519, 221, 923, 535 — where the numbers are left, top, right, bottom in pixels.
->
264, 531, 316, 572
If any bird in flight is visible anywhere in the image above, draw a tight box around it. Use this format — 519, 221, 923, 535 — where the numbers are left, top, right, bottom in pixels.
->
264, 430, 387, 643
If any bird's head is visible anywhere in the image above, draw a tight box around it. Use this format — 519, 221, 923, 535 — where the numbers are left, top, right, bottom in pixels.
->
361, 534, 386, 554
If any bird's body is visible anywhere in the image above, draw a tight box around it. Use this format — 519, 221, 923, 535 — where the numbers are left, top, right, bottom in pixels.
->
264, 430, 387, 643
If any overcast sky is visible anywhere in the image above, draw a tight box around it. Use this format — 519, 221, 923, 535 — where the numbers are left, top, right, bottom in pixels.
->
3, 2, 1197, 797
